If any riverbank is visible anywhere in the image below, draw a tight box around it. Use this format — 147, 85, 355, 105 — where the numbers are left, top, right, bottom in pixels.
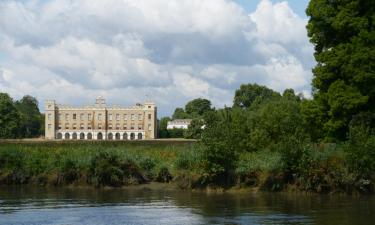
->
0, 141, 373, 195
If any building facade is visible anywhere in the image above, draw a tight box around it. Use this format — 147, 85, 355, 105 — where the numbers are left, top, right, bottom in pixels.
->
167, 119, 192, 129
45, 96, 157, 140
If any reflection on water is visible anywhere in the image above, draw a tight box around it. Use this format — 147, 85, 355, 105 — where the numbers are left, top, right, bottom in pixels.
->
0, 186, 374, 225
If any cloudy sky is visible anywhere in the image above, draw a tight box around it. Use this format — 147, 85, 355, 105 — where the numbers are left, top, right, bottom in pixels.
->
0, 0, 314, 116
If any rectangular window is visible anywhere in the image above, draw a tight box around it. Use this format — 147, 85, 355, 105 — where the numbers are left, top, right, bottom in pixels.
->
131, 114, 135, 120
80, 113, 84, 120
73, 114, 76, 120
58, 113, 61, 119
138, 125, 142, 130
98, 123, 102, 129
116, 114, 119, 120
48, 113, 52, 120
65, 114, 69, 120
131, 123, 135, 130
58, 124, 62, 129
98, 114, 102, 121
48, 124, 51, 130
109, 114, 113, 121
88, 124, 92, 129
73, 123, 77, 129
88, 114, 92, 120
138, 114, 142, 120
148, 106, 151, 109
116, 124, 120, 130
108, 124, 112, 129
123, 125, 127, 130
148, 114, 152, 120
65, 123, 69, 129
123, 114, 127, 120
148, 124, 152, 131
80, 124, 84, 129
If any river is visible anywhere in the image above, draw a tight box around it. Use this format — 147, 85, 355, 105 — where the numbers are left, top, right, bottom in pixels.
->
0, 186, 374, 225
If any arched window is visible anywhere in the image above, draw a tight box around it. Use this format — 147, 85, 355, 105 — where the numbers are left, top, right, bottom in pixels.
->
123, 133, 128, 140
87, 133, 92, 140
97, 132, 103, 140
65, 133, 70, 139
72, 133, 77, 139
130, 133, 135, 140
108, 133, 113, 140
137, 133, 142, 140
80, 133, 85, 140
57, 133, 62, 139
115, 133, 120, 140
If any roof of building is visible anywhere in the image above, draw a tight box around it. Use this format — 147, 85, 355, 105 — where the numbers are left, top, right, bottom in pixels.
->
167, 119, 192, 125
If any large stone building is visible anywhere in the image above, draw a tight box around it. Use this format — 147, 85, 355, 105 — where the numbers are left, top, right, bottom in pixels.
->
45, 96, 157, 140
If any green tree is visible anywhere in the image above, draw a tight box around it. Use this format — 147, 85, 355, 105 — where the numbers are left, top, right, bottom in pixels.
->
233, 83, 281, 109
172, 108, 188, 119
158, 117, 171, 138
306, 0, 375, 140
184, 119, 204, 139
15, 95, 42, 138
185, 98, 212, 117
0, 93, 20, 138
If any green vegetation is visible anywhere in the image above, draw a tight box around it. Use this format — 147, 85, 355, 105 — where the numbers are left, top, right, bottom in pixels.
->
0, 93, 43, 139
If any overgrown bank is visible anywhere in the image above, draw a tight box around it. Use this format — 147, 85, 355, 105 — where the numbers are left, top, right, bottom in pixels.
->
0, 140, 373, 194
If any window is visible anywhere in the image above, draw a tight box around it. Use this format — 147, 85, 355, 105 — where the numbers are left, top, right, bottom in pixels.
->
80, 113, 84, 120
131, 114, 135, 120
123, 125, 127, 130
58, 124, 62, 129
73, 114, 76, 120
73, 123, 77, 129
148, 124, 152, 130
98, 114, 102, 121
148, 106, 151, 109
138, 125, 142, 130
65, 114, 69, 120
116, 124, 120, 130
98, 123, 102, 129
48, 113, 52, 120
138, 114, 142, 120
123, 114, 127, 120
65, 123, 69, 129
88, 124, 92, 129
88, 114, 92, 120
131, 123, 135, 130
108, 124, 112, 129
58, 113, 61, 119
48, 124, 51, 130
148, 114, 152, 120
116, 114, 120, 120
109, 114, 113, 121
80, 124, 84, 129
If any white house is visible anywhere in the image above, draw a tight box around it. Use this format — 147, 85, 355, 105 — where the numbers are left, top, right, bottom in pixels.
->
167, 119, 192, 129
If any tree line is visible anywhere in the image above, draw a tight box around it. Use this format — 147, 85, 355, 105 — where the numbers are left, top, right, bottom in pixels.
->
0, 93, 44, 138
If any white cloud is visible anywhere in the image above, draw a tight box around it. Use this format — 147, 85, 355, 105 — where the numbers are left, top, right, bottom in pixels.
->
0, 0, 315, 116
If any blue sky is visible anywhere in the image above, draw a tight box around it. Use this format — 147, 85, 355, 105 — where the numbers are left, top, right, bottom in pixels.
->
235, 0, 310, 17
0, 0, 315, 116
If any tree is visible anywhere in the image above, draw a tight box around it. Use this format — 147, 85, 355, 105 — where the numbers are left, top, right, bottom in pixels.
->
185, 98, 212, 117
15, 95, 42, 138
184, 119, 204, 139
172, 108, 188, 120
0, 93, 20, 138
306, 0, 375, 140
158, 117, 171, 138
233, 83, 281, 109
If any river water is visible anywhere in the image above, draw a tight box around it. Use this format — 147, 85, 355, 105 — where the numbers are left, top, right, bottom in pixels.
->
0, 186, 374, 225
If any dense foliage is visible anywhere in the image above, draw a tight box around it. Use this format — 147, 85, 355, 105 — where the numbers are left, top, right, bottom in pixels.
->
0, 93, 43, 139
306, 0, 375, 141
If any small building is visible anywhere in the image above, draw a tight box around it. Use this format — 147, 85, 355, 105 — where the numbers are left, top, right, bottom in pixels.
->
167, 119, 192, 130
45, 96, 157, 140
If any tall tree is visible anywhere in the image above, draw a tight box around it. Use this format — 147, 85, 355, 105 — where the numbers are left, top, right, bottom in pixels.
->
185, 98, 212, 117
14, 95, 42, 138
306, 0, 375, 140
0, 93, 19, 138
172, 108, 188, 120
233, 84, 281, 109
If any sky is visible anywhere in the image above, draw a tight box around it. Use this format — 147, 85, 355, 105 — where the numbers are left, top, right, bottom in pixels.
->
0, 0, 314, 117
